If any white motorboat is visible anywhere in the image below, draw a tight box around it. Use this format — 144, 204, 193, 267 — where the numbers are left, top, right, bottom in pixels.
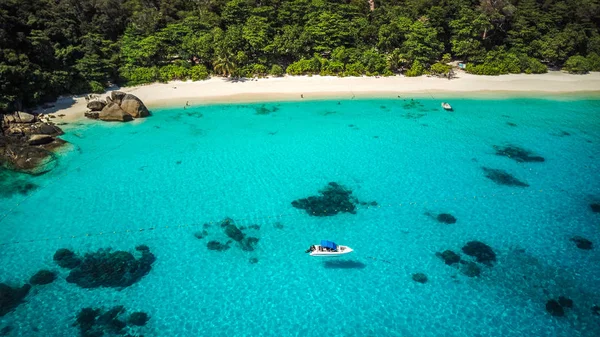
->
441, 102, 453, 111
306, 240, 353, 257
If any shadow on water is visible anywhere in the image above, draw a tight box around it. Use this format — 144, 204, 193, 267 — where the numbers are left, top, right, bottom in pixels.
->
322, 260, 367, 269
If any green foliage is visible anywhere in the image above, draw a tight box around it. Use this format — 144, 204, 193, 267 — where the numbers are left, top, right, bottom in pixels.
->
405, 61, 426, 77
89, 81, 106, 94
269, 65, 284, 77
587, 53, 600, 71
563, 55, 592, 74
1, 0, 600, 112
190, 65, 209, 81
430, 63, 452, 77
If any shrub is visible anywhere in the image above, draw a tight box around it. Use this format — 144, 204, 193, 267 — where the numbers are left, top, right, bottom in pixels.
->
286, 58, 320, 75
405, 60, 425, 77
344, 62, 366, 76
270, 64, 284, 77
564, 55, 591, 74
587, 53, 600, 71
88, 81, 105, 93
158, 64, 190, 82
121, 67, 158, 85
190, 65, 209, 81
523, 58, 547, 74
326, 61, 344, 74
251, 64, 268, 77
465, 63, 501, 75
429, 62, 452, 77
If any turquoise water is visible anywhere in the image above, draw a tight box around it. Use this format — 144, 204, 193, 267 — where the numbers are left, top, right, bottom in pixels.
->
1, 97, 599, 336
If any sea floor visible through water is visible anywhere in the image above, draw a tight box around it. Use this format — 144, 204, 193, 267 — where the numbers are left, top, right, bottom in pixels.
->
1, 96, 599, 337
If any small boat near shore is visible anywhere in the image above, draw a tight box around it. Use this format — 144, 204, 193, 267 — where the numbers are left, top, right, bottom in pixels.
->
306, 240, 353, 257
441, 102, 453, 111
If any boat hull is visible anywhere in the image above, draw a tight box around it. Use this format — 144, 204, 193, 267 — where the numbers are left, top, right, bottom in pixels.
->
309, 245, 353, 257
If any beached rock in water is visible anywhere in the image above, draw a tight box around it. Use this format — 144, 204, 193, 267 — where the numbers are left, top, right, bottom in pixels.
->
292, 182, 359, 216
482, 167, 529, 187
1, 112, 66, 175
120, 94, 150, 118
459, 261, 481, 277
493, 145, 545, 162
0, 283, 31, 316
65, 247, 155, 288
128, 312, 149, 326
84, 112, 100, 119
546, 300, 565, 317
30, 270, 56, 285
570, 236, 593, 250
99, 102, 133, 122
436, 250, 461, 265
207, 240, 230, 251
437, 213, 457, 224
53, 248, 82, 269
590, 203, 600, 213
462, 241, 496, 265
86, 101, 106, 111
412, 273, 428, 283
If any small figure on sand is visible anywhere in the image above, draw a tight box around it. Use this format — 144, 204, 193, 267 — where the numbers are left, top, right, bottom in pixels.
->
301, 94, 304, 98
186, 101, 190, 106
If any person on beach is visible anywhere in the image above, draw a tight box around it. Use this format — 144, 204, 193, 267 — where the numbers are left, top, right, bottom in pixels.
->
301, 94, 304, 98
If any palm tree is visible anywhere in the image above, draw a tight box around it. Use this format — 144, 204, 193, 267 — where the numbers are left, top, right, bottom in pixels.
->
213, 55, 236, 77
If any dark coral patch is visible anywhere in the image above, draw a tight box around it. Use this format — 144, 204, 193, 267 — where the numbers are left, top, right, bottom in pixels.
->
462, 241, 496, 266
437, 213, 457, 224
30, 270, 56, 285
590, 203, 600, 213
74, 306, 148, 337
546, 300, 565, 317
128, 312, 150, 326
53, 248, 81, 269
412, 273, 428, 283
64, 248, 155, 288
435, 250, 461, 265
570, 236, 593, 250
493, 145, 544, 163
459, 261, 481, 277
207, 240, 230, 251
482, 167, 529, 187
291, 182, 360, 216
0, 283, 30, 316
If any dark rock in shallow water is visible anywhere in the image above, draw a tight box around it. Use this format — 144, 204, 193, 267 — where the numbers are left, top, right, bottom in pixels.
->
0, 167, 38, 198
436, 250, 461, 265
240, 237, 259, 251
135, 244, 149, 252
412, 273, 428, 283
291, 182, 358, 216
53, 248, 81, 269
437, 213, 457, 224
592, 305, 600, 316
207, 241, 230, 251
74, 307, 101, 334
460, 261, 481, 277
482, 167, 529, 187
462, 241, 496, 265
493, 145, 545, 163
193, 230, 208, 239
30, 270, 56, 285
0, 326, 12, 336
128, 312, 149, 326
75, 306, 141, 336
273, 222, 284, 229
546, 300, 565, 317
0, 283, 31, 316
590, 203, 600, 213
249, 258, 259, 264
570, 236, 593, 250
558, 296, 573, 308
65, 248, 155, 288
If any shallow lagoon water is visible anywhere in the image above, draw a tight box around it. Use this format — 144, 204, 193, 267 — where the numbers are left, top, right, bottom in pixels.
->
1, 97, 599, 336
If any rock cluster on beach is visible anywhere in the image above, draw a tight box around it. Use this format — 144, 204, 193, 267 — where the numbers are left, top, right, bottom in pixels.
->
85, 91, 149, 122
54, 246, 155, 288
0, 111, 66, 175
291, 182, 375, 216
73, 306, 149, 337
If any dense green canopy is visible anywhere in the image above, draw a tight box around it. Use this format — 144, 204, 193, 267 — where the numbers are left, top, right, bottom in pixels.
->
1, 0, 600, 112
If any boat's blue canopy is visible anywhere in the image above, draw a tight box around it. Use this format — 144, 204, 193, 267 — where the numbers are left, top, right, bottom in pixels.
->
321, 240, 337, 249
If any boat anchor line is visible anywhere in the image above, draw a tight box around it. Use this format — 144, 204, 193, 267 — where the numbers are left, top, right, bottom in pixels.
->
0, 188, 554, 247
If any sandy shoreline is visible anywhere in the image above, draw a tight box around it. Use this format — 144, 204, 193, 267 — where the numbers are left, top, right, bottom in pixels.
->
38, 72, 600, 122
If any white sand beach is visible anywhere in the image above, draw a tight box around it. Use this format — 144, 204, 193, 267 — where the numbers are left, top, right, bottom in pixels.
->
40, 72, 600, 122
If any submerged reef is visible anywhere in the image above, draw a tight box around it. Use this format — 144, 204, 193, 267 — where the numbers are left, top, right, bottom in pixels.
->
435, 250, 461, 265
482, 167, 529, 187
493, 145, 545, 163
462, 241, 497, 266
590, 203, 600, 213
201, 218, 261, 252
570, 236, 593, 250
0, 167, 38, 198
412, 273, 428, 283
73, 306, 149, 337
426, 212, 457, 224
292, 182, 368, 216
0, 283, 30, 316
54, 247, 155, 288
29, 270, 56, 285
